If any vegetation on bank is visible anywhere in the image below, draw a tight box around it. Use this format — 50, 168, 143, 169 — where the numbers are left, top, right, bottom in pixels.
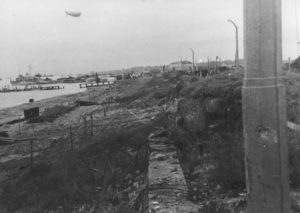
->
120, 71, 300, 211
1, 70, 300, 212
0, 122, 153, 213
29, 105, 76, 123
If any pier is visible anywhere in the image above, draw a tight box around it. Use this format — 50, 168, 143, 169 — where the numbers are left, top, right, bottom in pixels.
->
79, 81, 115, 89
0, 85, 64, 93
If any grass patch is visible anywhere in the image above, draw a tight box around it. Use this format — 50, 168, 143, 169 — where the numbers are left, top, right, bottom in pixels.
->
0, 123, 153, 213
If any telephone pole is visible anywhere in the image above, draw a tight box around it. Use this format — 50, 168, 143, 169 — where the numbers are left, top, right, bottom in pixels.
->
243, 0, 290, 212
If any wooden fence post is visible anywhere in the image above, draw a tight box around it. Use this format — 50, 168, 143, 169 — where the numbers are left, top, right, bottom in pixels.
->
104, 105, 107, 117
90, 112, 93, 136
61, 134, 64, 152
70, 126, 73, 150
83, 117, 87, 143
30, 139, 33, 170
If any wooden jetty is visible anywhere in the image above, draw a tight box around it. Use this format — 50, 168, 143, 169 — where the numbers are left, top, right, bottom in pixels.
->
79, 81, 115, 89
40, 85, 64, 90
0, 85, 64, 93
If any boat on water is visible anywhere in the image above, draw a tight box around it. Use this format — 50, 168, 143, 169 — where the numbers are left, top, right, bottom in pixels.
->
10, 73, 56, 86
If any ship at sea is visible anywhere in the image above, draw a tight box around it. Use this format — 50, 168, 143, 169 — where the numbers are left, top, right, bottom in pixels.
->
10, 65, 56, 86
10, 73, 56, 85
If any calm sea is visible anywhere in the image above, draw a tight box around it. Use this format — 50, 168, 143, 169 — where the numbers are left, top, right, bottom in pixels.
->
0, 79, 86, 109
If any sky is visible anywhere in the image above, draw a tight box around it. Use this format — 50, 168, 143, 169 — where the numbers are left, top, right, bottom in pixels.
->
0, 0, 298, 78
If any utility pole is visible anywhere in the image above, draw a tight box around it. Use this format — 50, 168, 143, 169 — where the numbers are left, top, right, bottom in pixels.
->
228, 19, 239, 71
243, 0, 290, 212
179, 57, 183, 70
207, 57, 210, 70
190, 48, 195, 72
215, 56, 219, 72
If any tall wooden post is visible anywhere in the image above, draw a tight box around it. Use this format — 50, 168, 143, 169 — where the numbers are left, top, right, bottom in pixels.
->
243, 0, 290, 212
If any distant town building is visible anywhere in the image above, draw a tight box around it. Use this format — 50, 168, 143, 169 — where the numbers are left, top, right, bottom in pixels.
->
168, 60, 193, 72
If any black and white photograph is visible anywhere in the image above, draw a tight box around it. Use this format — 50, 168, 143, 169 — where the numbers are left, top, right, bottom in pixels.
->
0, 0, 299, 212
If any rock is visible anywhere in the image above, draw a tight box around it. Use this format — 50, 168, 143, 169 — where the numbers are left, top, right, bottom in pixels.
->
171, 168, 177, 172
127, 148, 137, 157
129, 99, 147, 109
152, 201, 159, 205
148, 128, 168, 140
154, 205, 160, 210
149, 194, 156, 199
133, 181, 139, 189
291, 191, 300, 211
151, 153, 168, 161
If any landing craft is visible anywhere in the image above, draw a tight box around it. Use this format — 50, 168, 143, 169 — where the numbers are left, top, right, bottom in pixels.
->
65, 11, 81, 17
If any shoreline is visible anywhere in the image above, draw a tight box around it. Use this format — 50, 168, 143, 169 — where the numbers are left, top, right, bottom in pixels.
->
0, 84, 116, 162
0, 83, 85, 111
0, 86, 105, 126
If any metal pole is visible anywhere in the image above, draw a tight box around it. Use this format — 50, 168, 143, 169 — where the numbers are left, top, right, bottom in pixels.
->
190, 48, 195, 72
228, 19, 239, 71
236, 26, 239, 69
243, 0, 290, 212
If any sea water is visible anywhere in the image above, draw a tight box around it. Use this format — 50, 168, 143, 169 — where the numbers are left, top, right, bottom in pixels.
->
0, 79, 86, 109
